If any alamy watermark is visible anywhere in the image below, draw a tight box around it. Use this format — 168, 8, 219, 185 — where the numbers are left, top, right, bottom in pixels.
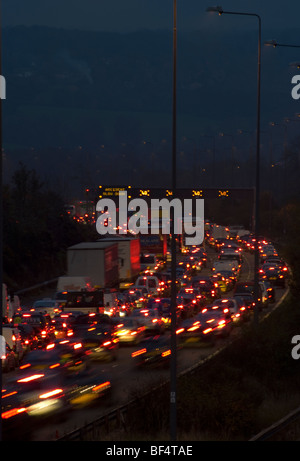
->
95, 192, 204, 246
0, 75, 6, 99
0, 335, 5, 358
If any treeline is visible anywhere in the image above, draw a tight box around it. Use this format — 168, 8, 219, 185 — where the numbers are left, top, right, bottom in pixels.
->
3, 163, 97, 291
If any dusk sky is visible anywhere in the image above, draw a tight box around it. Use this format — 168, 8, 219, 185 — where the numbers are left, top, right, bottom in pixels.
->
3, 0, 300, 195
3, 0, 300, 34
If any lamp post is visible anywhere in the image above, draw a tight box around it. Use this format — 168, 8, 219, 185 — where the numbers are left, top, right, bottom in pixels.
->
219, 132, 234, 185
264, 39, 300, 49
170, 0, 177, 442
269, 121, 288, 216
207, 6, 261, 326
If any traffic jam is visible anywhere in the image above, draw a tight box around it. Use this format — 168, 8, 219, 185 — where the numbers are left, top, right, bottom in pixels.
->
1, 223, 289, 438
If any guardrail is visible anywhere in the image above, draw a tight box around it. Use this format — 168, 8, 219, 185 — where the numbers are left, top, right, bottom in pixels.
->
15, 278, 59, 295
250, 405, 300, 441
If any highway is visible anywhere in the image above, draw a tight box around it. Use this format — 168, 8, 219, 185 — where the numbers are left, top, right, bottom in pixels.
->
4, 244, 287, 441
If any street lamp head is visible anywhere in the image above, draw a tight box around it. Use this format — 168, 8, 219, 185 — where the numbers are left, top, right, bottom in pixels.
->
264, 39, 277, 48
206, 6, 223, 15
290, 61, 300, 69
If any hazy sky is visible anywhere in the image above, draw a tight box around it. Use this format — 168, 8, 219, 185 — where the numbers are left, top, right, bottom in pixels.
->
3, 0, 300, 34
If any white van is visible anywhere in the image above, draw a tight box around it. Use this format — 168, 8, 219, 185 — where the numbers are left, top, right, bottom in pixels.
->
134, 275, 161, 294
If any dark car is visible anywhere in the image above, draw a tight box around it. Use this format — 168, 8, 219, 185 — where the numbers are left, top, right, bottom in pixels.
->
131, 335, 172, 368
75, 324, 119, 362
259, 263, 285, 287
233, 282, 263, 309
17, 323, 39, 352
19, 339, 88, 374
191, 276, 220, 300
17, 312, 55, 347
176, 311, 222, 345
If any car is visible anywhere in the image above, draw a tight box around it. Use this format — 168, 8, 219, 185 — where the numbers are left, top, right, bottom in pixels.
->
130, 308, 165, 335
32, 298, 61, 318
17, 323, 39, 352
146, 297, 182, 327
210, 273, 229, 293
233, 282, 263, 309
16, 312, 55, 347
176, 293, 199, 318
131, 335, 172, 368
19, 339, 88, 374
191, 276, 220, 300
176, 312, 220, 345
259, 263, 285, 287
263, 257, 289, 279
75, 325, 119, 362
259, 280, 276, 303
211, 298, 245, 322
2, 369, 66, 437
115, 318, 145, 345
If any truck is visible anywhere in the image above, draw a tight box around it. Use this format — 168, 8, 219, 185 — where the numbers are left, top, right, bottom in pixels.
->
97, 236, 140, 282
56, 276, 94, 293
67, 241, 119, 289
139, 234, 167, 259
62, 289, 119, 317
210, 224, 229, 242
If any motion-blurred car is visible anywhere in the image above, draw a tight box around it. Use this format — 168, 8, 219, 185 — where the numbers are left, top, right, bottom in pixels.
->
131, 335, 172, 368
176, 311, 227, 345
19, 339, 87, 374
130, 308, 165, 335
211, 298, 246, 322
115, 318, 145, 345
76, 325, 119, 362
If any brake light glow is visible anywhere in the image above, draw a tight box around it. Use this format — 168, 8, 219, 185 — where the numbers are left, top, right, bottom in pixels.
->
161, 349, 171, 357
176, 328, 184, 334
132, 348, 147, 357
2, 408, 26, 419
39, 389, 63, 399
203, 328, 212, 334
17, 374, 44, 383
92, 381, 111, 392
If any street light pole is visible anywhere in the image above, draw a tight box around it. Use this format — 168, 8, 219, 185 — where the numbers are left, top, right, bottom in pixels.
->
170, 0, 177, 442
207, 6, 261, 326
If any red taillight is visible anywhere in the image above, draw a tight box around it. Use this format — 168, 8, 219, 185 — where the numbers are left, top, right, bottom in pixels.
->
132, 348, 147, 357
161, 349, 171, 357
2, 408, 26, 419
17, 374, 44, 383
39, 389, 63, 399
20, 363, 31, 370
176, 328, 184, 334
92, 381, 110, 392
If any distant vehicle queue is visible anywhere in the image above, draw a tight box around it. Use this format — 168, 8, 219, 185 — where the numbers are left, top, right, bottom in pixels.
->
1, 221, 289, 439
